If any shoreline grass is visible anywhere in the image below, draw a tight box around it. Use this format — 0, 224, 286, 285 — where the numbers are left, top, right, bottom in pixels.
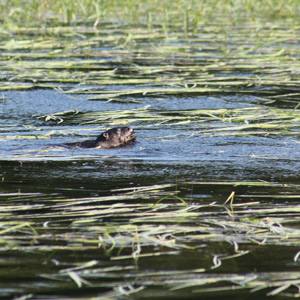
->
1, 0, 300, 28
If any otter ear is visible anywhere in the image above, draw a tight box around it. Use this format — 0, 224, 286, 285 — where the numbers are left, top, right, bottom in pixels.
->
103, 133, 109, 140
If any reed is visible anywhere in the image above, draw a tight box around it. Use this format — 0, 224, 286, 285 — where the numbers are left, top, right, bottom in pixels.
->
1, 0, 299, 27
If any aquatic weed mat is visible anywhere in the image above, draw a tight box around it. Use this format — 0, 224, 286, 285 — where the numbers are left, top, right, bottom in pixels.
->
1, 22, 300, 108
13, 104, 300, 136
0, 181, 300, 299
67, 105, 300, 133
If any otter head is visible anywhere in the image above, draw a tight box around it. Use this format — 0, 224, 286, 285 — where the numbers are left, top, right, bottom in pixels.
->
94, 127, 135, 149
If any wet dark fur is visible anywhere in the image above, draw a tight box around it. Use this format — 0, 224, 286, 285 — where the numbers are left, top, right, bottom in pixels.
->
64, 127, 135, 149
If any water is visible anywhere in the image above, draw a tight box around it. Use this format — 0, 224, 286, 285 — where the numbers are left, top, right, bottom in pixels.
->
1, 22, 300, 299
1, 86, 300, 300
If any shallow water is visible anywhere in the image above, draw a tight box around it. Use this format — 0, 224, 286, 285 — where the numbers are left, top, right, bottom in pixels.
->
1, 87, 300, 299
1, 22, 300, 299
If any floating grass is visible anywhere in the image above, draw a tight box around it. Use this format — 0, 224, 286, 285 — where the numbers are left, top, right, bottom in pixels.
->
0, 181, 300, 298
1, 17, 300, 102
3, 102, 300, 161
2, 2, 300, 299
47, 105, 300, 137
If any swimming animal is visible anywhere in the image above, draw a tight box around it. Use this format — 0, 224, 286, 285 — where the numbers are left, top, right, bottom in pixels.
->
64, 127, 135, 149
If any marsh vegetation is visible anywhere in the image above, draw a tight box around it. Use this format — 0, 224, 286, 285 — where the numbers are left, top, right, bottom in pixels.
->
1, 1, 300, 299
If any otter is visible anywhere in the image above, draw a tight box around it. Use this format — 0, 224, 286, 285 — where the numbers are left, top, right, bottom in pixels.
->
64, 127, 135, 149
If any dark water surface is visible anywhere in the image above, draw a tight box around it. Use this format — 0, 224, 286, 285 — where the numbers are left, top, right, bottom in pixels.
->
1, 87, 300, 300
